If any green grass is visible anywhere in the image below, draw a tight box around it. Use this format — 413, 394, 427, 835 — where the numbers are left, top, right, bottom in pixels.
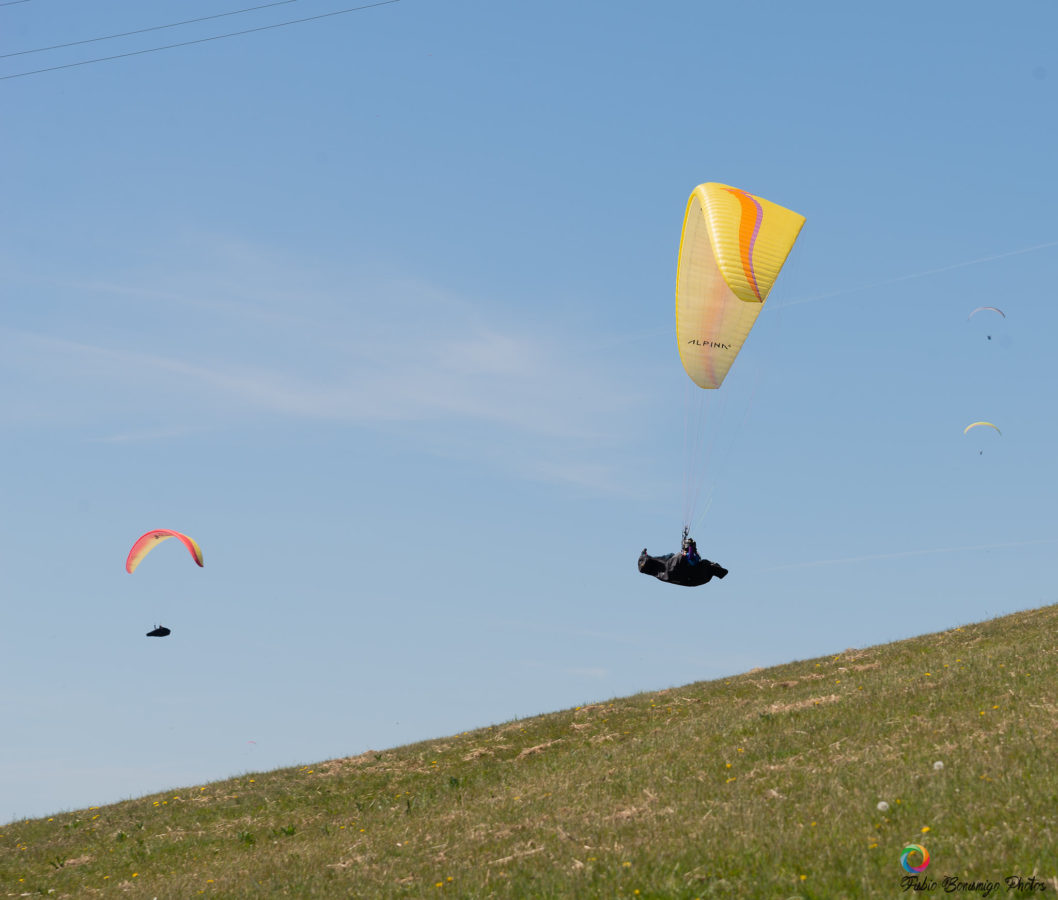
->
5, 605, 1058, 898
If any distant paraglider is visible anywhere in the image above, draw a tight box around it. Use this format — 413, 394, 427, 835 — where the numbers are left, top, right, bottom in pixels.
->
967, 306, 1005, 340
126, 529, 204, 573
964, 421, 1001, 455
127, 529, 202, 637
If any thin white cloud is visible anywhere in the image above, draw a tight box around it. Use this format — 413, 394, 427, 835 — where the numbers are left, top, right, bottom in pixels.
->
4, 322, 625, 436
779, 239, 1058, 308
520, 458, 641, 495
564, 666, 610, 679
2, 246, 653, 492
764, 537, 1058, 570
519, 660, 610, 680
86, 426, 205, 443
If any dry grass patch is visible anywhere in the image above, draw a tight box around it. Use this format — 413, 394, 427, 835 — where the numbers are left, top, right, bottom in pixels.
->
765, 693, 841, 714
514, 739, 563, 759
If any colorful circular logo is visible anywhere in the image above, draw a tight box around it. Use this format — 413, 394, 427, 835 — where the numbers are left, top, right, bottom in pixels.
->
901, 843, 930, 873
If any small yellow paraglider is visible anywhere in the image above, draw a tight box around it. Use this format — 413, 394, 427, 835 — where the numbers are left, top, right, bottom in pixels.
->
964, 421, 1001, 455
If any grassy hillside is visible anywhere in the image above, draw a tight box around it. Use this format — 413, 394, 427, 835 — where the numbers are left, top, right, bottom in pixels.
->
5, 605, 1058, 898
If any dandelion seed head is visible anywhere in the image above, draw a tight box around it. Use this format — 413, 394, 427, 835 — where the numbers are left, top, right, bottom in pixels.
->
877, 801, 890, 812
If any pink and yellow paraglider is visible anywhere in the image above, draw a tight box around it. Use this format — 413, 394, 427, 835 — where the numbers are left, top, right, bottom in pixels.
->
963, 421, 1001, 436
126, 529, 204, 574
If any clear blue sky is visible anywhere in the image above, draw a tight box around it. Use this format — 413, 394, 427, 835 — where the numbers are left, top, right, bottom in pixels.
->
3, 0, 1057, 824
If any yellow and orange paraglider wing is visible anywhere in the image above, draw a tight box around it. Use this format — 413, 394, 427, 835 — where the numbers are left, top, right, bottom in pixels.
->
676, 183, 805, 389
963, 421, 1001, 436
126, 529, 204, 573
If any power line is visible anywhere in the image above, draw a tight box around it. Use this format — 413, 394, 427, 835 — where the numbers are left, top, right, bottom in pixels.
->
0, 0, 34, 6
2, 0, 299, 59
1, 0, 399, 81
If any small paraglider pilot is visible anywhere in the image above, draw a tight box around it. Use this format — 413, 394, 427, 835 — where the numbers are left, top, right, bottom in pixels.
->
638, 527, 728, 587
146, 625, 171, 637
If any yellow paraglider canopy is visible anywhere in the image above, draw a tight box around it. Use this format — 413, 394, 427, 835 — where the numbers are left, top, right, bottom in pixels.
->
676, 183, 805, 389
